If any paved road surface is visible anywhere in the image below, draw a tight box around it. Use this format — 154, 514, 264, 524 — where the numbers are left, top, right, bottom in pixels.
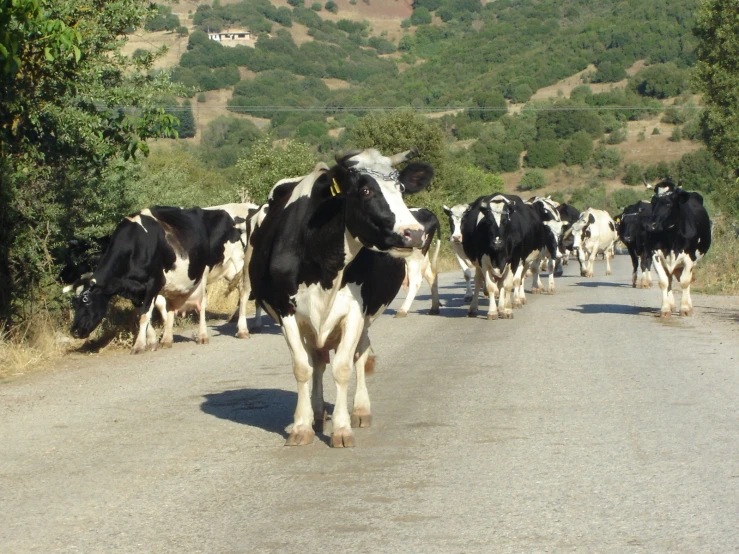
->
2, 255, 738, 553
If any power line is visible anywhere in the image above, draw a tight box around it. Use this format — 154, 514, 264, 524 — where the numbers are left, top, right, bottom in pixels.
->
112, 105, 704, 112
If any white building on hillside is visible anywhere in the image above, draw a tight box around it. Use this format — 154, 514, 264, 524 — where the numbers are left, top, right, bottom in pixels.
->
207, 30, 253, 47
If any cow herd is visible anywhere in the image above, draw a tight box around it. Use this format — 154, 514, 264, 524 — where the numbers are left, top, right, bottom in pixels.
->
62, 147, 712, 448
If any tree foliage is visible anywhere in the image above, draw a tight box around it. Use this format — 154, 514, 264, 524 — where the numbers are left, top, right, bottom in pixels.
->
0, 0, 181, 323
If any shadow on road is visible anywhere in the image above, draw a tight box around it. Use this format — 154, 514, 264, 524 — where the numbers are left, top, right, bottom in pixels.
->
568, 303, 657, 316
201, 388, 296, 439
573, 281, 630, 288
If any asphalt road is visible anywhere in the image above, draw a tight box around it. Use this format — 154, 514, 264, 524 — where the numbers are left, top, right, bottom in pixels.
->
2, 255, 738, 553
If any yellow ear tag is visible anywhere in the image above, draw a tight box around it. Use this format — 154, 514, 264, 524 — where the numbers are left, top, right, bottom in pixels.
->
330, 178, 341, 197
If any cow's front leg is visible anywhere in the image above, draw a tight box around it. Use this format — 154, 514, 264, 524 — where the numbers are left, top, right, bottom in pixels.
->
499, 268, 514, 319
484, 269, 498, 320
531, 261, 542, 294
351, 326, 373, 428
160, 309, 175, 348
132, 300, 157, 354
283, 316, 315, 446
395, 258, 422, 318
584, 250, 596, 278
468, 266, 483, 317
330, 311, 364, 448
463, 268, 474, 301
547, 258, 556, 293
652, 253, 672, 318
196, 272, 210, 345
426, 265, 440, 315
605, 248, 613, 276
236, 252, 251, 339
512, 263, 526, 308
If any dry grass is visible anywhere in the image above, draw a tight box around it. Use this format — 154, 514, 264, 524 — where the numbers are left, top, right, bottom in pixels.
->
694, 219, 739, 295
0, 312, 67, 380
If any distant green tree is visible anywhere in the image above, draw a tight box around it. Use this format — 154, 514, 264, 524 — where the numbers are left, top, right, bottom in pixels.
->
593, 145, 622, 169
469, 90, 507, 122
564, 130, 593, 166
176, 26, 189, 37
526, 140, 563, 168
674, 149, 726, 193
235, 139, 315, 203
175, 100, 197, 138
410, 7, 432, 25
413, 0, 442, 10
311, 2, 322, 11
629, 63, 688, 99
518, 170, 547, 191
510, 84, 533, 104
622, 163, 645, 186
325, 1, 338, 14
670, 127, 682, 142
288, 0, 305, 6
592, 61, 627, 83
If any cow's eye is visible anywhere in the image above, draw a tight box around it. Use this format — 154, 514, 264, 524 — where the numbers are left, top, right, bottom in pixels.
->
359, 186, 372, 197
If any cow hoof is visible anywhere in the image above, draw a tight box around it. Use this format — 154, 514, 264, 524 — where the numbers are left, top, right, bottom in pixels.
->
146, 343, 158, 352
330, 429, 356, 448
520, 297, 527, 305
486, 312, 498, 321
160, 340, 173, 349
351, 412, 372, 428
285, 428, 315, 446
680, 307, 693, 317
513, 300, 522, 309
313, 408, 329, 434
464, 294, 473, 302
394, 310, 408, 319
660, 309, 672, 319
428, 307, 440, 315
236, 330, 251, 339
586, 271, 594, 278
130, 345, 146, 355
606, 271, 612, 276
197, 336, 209, 345
531, 287, 541, 295
501, 310, 513, 320
547, 286, 555, 294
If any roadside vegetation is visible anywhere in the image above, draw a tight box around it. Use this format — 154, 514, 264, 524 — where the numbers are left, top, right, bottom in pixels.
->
1, 0, 737, 375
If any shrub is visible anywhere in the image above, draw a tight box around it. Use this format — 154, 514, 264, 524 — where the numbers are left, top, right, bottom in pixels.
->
629, 63, 688, 99
510, 84, 533, 104
652, 127, 661, 135
176, 26, 189, 37
469, 90, 507, 122
592, 61, 627, 83
518, 170, 547, 191
526, 140, 563, 168
311, 2, 322, 11
622, 163, 645, 185
197, 93, 207, 103
410, 7, 433, 26
670, 127, 682, 142
593, 145, 622, 169
606, 127, 627, 145
564, 130, 593, 166
325, 1, 338, 13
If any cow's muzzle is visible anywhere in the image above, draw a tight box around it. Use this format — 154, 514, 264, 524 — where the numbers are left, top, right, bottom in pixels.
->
400, 228, 424, 249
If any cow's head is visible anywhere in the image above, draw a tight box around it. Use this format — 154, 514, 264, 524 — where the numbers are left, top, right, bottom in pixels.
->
571, 212, 596, 271
443, 203, 469, 244
479, 195, 515, 253
330, 148, 434, 256
64, 274, 113, 339
649, 188, 695, 232
530, 197, 563, 259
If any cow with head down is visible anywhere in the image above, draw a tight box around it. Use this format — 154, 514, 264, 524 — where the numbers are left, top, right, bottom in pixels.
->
571, 208, 617, 277
249, 147, 434, 448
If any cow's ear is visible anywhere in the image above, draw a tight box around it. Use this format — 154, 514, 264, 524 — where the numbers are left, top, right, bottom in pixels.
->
442, 205, 452, 216
398, 162, 434, 194
588, 213, 595, 224
678, 189, 700, 205
335, 150, 363, 168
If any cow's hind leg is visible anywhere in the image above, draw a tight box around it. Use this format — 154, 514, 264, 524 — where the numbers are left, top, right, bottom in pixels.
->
310, 350, 328, 434
652, 253, 673, 319
426, 265, 440, 315
351, 327, 373, 428
512, 263, 526, 308
463, 268, 474, 301
395, 259, 422, 318
677, 258, 694, 316
468, 266, 483, 317
283, 316, 315, 446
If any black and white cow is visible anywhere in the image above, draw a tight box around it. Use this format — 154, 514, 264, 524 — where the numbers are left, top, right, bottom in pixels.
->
647, 183, 711, 318
462, 193, 562, 320
395, 208, 441, 318
442, 203, 476, 301
615, 200, 653, 288
555, 203, 580, 272
249, 148, 433, 448
525, 196, 564, 295
571, 208, 617, 277
68, 206, 250, 353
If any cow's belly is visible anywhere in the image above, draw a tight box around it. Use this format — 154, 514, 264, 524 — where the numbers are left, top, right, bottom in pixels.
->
293, 283, 362, 350
161, 262, 201, 308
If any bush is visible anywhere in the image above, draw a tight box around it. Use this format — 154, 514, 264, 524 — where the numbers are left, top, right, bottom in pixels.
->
469, 90, 507, 122
311, 2, 322, 10
510, 83, 533, 104
592, 61, 627, 83
606, 127, 627, 145
410, 7, 433, 25
622, 163, 645, 186
670, 127, 682, 142
518, 170, 547, 191
526, 140, 563, 168
629, 63, 688, 99
197, 93, 207, 103
325, 1, 338, 13
176, 26, 189, 37
564, 130, 593, 166
593, 145, 622, 169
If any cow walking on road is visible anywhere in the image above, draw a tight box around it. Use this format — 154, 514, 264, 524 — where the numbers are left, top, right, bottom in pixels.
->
571, 208, 617, 277
249, 148, 433, 447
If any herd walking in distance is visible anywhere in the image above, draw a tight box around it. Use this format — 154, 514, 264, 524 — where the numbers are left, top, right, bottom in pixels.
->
62, 146, 712, 448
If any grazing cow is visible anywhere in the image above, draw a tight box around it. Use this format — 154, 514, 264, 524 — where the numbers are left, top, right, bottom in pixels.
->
395, 208, 441, 318
68, 206, 249, 353
249, 147, 433, 447
462, 193, 562, 320
443, 203, 476, 301
571, 209, 617, 277
647, 184, 711, 318
58, 236, 112, 286
615, 200, 653, 288
555, 203, 580, 272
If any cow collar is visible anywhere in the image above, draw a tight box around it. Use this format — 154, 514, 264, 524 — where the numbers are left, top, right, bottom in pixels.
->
355, 167, 406, 192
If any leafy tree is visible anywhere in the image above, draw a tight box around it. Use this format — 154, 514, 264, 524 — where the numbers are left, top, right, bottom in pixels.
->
410, 7, 432, 26
694, 0, 739, 177
622, 163, 646, 186
674, 149, 726, 193
0, 0, 180, 323
325, 1, 338, 14
564, 130, 593, 166
669, 126, 682, 142
235, 138, 315, 203
526, 140, 563, 168
510, 84, 533, 104
175, 100, 197, 139
144, 4, 180, 32
176, 26, 189, 38
518, 170, 547, 191
592, 61, 627, 83
628, 63, 688, 99
593, 145, 622, 169
469, 90, 507, 122
201, 116, 263, 168
288, 0, 305, 6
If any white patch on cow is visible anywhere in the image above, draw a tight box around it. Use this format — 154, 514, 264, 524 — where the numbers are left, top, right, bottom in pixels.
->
488, 201, 507, 227
284, 163, 330, 207
126, 213, 148, 232
447, 204, 468, 242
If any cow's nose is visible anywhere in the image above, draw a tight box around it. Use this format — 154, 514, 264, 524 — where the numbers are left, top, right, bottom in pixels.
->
451, 235, 462, 243
401, 228, 424, 248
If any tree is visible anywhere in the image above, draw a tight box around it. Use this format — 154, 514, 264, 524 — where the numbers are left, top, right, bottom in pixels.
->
564, 130, 594, 166
469, 90, 507, 122
526, 140, 563, 168
518, 170, 547, 191
175, 100, 197, 139
410, 7, 432, 25
693, 0, 739, 176
235, 139, 315, 203
0, 0, 180, 324
325, 1, 339, 14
